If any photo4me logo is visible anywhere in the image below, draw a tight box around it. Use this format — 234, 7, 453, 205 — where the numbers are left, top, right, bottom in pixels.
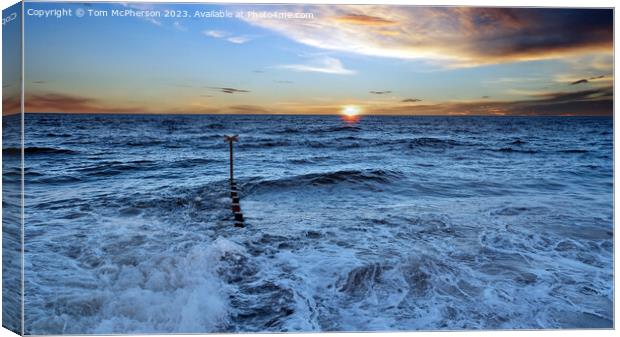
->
2, 11, 17, 26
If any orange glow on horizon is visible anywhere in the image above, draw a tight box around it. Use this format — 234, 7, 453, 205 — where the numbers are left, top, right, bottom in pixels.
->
340, 105, 362, 123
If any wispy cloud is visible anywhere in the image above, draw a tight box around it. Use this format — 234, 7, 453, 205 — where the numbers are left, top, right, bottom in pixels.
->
226, 36, 250, 44
207, 86, 251, 94
401, 98, 422, 103
278, 56, 355, 75
573, 74, 609, 85
570, 79, 589, 85
370, 90, 392, 95
203, 30, 252, 44
204, 30, 227, 38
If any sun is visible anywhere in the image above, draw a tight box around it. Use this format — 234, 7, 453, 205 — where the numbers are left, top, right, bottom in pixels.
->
341, 105, 361, 117
340, 105, 362, 123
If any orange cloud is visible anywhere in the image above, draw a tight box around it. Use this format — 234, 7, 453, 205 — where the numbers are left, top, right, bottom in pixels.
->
334, 14, 397, 26
25, 92, 151, 114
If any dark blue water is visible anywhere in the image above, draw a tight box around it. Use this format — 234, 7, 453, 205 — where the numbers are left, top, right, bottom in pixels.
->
14, 114, 613, 333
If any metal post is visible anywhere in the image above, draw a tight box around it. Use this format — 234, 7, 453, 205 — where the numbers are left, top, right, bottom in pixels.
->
224, 135, 243, 228
225, 135, 238, 186
229, 140, 234, 185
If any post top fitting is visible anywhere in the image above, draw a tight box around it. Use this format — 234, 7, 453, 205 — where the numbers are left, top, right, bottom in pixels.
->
224, 135, 239, 142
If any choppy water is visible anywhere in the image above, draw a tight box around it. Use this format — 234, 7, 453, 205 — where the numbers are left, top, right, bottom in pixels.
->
9, 114, 614, 333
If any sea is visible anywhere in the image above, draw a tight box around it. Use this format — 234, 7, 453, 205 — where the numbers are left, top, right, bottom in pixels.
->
2, 114, 614, 333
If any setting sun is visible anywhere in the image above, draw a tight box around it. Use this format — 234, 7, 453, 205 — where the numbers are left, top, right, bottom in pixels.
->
342, 105, 361, 117
340, 105, 361, 123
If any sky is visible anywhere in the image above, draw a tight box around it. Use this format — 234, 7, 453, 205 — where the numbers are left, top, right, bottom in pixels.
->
11, 2, 615, 115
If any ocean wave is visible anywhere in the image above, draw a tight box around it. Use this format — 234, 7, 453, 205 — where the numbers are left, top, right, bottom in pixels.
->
3, 146, 77, 155
31, 175, 83, 184
245, 169, 404, 193
27, 237, 240, 334
494, 147, 539, 154
239, 140, 291, 149
126, 140, 164, 147
559, 149, 589, 153
307, 125, 361, 133
45, 133, 72, 138
338, 263, 386, 296
406, 137, 465, 149
206, 123, 225, 129
288, 156, 331, 164
170, 158, 221, 169
271, 127, 302, 134
77, 160, 158, 177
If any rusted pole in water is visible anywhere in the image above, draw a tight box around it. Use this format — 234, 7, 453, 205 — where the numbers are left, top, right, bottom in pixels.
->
225, 135, 238, 186
224, 135, 243, 228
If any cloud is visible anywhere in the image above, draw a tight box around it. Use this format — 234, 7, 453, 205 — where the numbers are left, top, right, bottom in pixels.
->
242, 6, 612, 66
370, 90, 392, 94
275, 80, 294, 84
570, 79, 588, 85
203, 30, 251, 44
278, 56, 355, 75
32, 80, 47, 84
590, 75, 605, 80
376, 87, 612, 116
24, 92, 149, 113
334, 14, 397, 26
207, 87, 250, 94
529, 87, 611, 102
226, 36, 250, 44
401, 98, 422, 103
204, 30, 227, 38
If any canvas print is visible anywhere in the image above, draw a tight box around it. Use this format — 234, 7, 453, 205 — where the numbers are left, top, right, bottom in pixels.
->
1, 1, 614, 335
